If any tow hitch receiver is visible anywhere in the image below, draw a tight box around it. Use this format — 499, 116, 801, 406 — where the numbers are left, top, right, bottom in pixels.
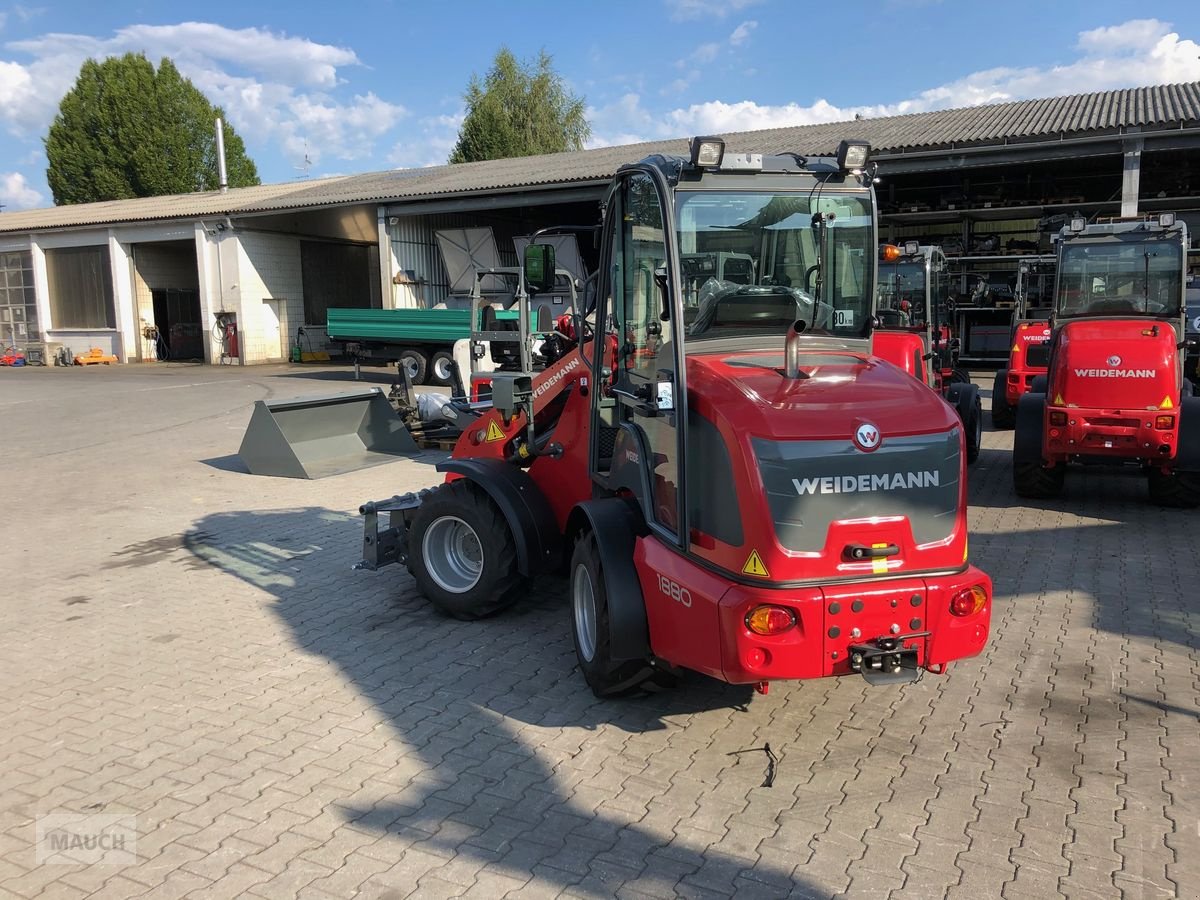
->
848, 633, 928, 685
355, 489, 432, 571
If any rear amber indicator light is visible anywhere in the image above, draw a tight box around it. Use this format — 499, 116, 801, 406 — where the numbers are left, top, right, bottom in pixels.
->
1048, 411, 1067, 426
1155, 415, 1175, 429
745, 605, 797, 635
880, 244, 901, 261
949, 585, 988, 617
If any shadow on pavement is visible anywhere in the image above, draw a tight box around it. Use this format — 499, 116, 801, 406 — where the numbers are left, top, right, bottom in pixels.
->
173, 506, 823, 895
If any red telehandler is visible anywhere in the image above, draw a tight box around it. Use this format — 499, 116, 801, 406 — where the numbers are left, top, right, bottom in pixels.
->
359, 137, 992, 696
1012, 213, 1200, 505
991, 257, 1055, 429
873, 241, 982, 462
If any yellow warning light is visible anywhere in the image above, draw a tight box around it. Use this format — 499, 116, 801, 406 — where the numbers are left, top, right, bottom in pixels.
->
742, 550, 770, 578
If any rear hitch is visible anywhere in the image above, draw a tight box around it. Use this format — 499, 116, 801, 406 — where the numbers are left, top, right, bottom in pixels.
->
848, 632, 930, 685
356, 489, 434, 571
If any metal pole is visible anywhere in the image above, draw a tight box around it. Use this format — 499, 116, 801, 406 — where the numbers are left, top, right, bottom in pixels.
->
215, 118, 229, 193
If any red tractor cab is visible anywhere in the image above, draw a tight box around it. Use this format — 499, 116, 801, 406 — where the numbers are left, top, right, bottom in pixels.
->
874, 241, 982, 462
359, 137, 992, 697
1012, 213, 1200, 505
992, 256, 1056, 428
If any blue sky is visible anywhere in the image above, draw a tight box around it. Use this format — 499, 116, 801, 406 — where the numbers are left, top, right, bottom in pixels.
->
0, 1, 1198, 210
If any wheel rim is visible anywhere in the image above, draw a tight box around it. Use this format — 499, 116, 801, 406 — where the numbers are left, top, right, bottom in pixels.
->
402, 356, 419, 379
572, 563, 598, 663
434, 356, 452, 382
421, 516, 483, 593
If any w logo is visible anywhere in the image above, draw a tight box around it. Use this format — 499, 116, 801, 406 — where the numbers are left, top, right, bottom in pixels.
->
854, 423, 882, 452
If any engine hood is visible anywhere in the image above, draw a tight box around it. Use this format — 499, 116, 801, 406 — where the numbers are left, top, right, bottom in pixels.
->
1051, 319, 1180, 408
686, 346, 960, 441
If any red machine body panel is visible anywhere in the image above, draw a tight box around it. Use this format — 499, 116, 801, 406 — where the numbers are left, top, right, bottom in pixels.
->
1043, 319, 1181, 461
1005, 319, 1052, 405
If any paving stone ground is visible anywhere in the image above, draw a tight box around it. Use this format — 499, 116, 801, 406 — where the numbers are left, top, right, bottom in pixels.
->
0, 362, 1197, 899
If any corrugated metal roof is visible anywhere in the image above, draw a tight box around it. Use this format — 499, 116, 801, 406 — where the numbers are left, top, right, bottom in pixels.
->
3, 81, 1198, 235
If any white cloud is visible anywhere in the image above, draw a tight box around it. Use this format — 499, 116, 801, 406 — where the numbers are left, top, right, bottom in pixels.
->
665, 0, 762, 21
594, 18, 1200, 145
729, 21, 757, 47
0, 13, 7, 31
0, 21, 407, 167
389, 111, 464, 169
0, 171, 42, 209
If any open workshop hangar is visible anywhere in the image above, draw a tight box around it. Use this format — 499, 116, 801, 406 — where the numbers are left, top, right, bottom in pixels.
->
1, 80, 1198, 366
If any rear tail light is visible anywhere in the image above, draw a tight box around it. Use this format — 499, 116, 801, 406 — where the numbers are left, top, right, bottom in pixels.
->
1048, 410, 1067, 426
1155, 415, 1175, 429
949, 585, 988, 617
746, 605, 797, 635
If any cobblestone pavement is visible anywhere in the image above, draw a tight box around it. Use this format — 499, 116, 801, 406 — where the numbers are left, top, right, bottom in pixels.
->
0, 363, 1196, 899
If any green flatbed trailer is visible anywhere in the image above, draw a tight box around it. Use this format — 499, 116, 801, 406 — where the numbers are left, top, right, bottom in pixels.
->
326, 307, 517, 386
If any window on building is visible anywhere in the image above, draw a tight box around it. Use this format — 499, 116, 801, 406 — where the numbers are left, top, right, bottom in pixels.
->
0, 251, 37, 345
46, 246, 116, 329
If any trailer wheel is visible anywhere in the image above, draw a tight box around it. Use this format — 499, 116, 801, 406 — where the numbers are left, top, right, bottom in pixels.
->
991, 369, 1015, 429
570, 531, 655, 698
398, 349, 428, 385
409, 481, 524, 619
427, 350, 455, 387
1147, 469, 1200, 508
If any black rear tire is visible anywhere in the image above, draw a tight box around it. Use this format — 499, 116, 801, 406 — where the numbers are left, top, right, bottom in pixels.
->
965, 394, 982, 464
1012, 393, 1063, 498
398, 348, 429, 385
570, 531, 656, 698
409, 480, 525, 619
991, 369, 1016, 429
1147, 468, 1200, 508
427, 350, 455, 387
949, 367, 971, 385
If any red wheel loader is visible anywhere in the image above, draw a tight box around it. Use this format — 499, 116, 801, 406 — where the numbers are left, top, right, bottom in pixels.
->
991, 257, 1055, 429
1012, 213, 1200, 505
873, 241, 983, 463
359, 137, 992, 696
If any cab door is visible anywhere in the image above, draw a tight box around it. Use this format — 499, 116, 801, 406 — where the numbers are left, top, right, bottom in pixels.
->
593, 170, 685, 545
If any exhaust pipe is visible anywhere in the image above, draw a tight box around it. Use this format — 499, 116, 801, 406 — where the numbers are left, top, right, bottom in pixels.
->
785, 319, 807, 379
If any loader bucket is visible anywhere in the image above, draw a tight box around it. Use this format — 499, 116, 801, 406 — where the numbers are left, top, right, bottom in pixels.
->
238, 388, 418, 479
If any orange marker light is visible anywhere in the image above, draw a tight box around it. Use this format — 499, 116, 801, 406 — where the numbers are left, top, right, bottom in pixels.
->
949, 585, 988, 617
745, 606, 797, 635
880, 244, 901, 262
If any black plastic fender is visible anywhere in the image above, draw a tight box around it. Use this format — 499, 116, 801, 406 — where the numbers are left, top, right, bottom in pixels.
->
437, 458, 561, 576
1174, 396, 1200, 471
1013, 393, 1047, 467
566, 498, 651, 662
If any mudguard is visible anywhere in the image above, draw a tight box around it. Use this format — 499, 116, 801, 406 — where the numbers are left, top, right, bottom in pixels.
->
568, 498, 651, 662
437, 458, 561, 575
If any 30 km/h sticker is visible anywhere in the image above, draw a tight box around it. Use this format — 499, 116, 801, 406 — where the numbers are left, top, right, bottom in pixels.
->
484, 420, 507, 442
742, 550, 770, 578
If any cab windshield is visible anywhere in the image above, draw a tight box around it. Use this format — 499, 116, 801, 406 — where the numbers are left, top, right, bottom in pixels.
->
878, 260, 926, 326
675, 190, 874, 344
1056, 237, 1183, 318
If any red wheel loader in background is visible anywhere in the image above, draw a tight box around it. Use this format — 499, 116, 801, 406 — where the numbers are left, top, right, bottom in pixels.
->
359, 137, 992, 697
991, 257, 1056, 429
1012, 213, 1200, 506
873, 241, 983, 462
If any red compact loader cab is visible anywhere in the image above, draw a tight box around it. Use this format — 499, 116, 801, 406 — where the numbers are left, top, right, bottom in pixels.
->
991, 257, 1056, 429
359, 137, 992, 697
873, 241, 983, 463
1012, 213, 1200, 506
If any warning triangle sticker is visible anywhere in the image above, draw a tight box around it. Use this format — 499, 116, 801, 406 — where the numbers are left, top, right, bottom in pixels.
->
484, 420, 507, 442
1012, 343, 1020, 352
1054, 393, 1064, 406
741, 549, 770, 578
1160, 395, 1174, 409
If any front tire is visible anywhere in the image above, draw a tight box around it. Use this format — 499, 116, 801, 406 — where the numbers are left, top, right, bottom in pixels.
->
991, 369, 1015, 429
409, 481, 525, 619
570, 532, 655, 697
427, 350, 455, 387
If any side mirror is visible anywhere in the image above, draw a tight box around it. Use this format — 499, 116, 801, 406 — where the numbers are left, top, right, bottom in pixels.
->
523, 243, 556, 295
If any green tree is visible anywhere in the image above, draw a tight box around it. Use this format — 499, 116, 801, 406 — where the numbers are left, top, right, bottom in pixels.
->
45, 53, 259, 205
450, 48, 590, 164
